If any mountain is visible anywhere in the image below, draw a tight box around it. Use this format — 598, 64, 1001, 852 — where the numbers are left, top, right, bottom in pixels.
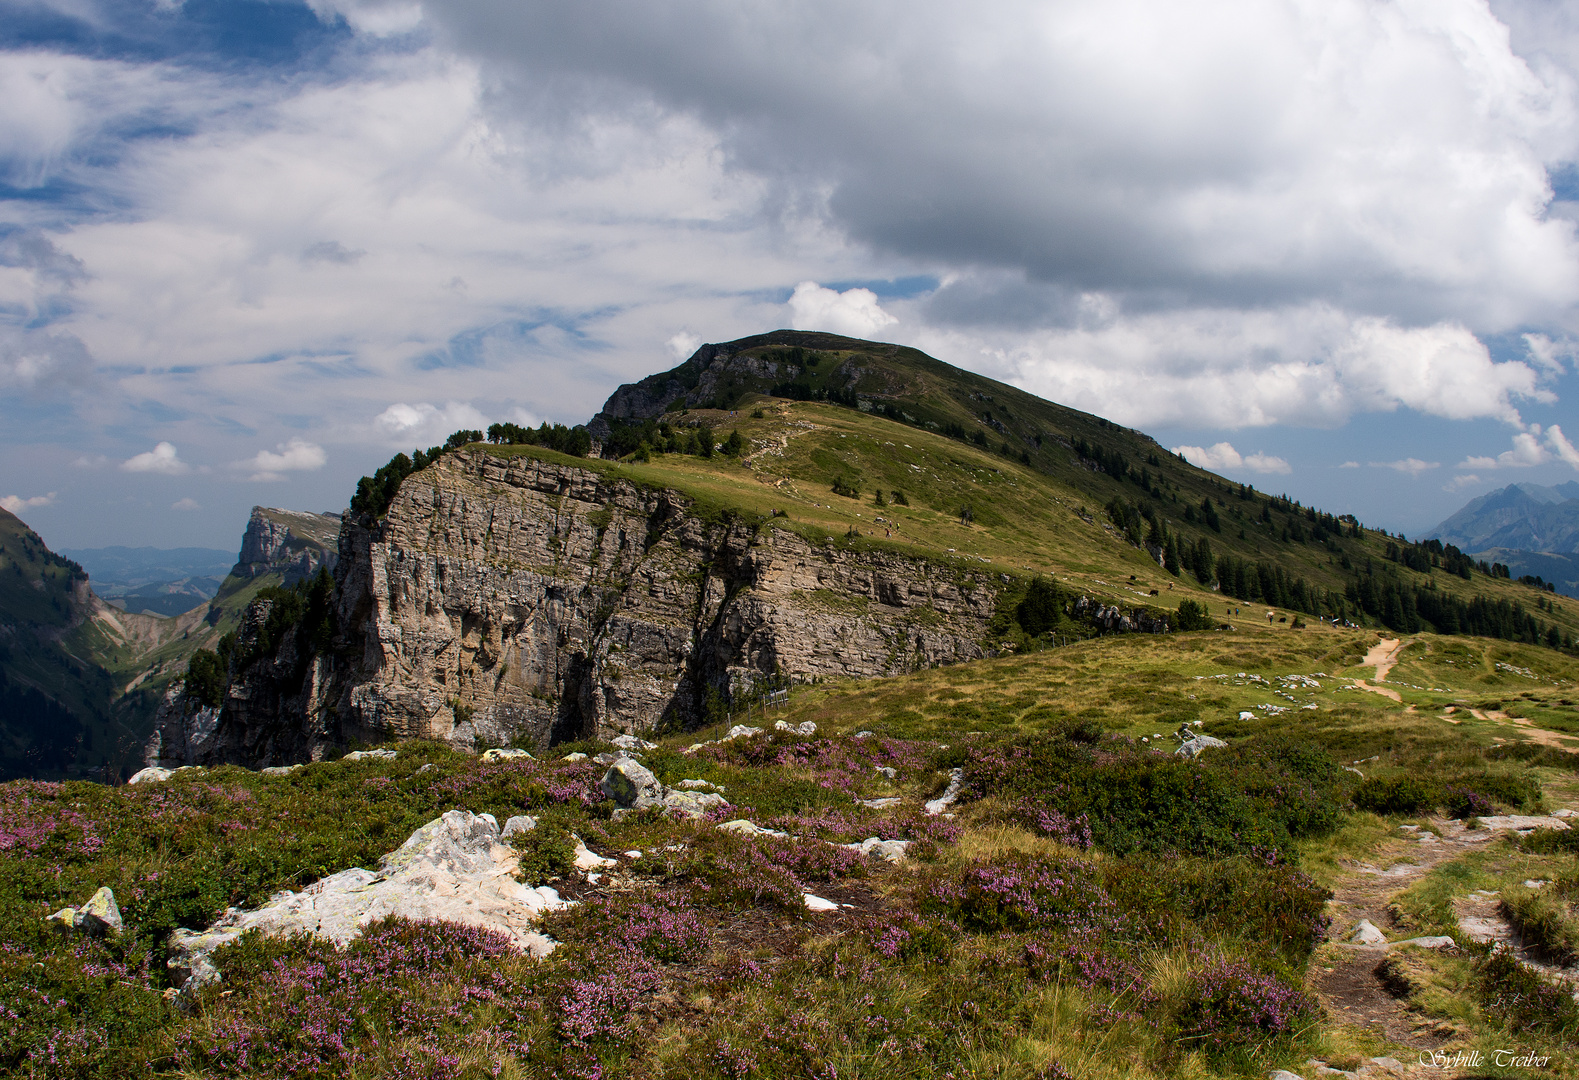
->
147, 332, 1579, 768
60, 546, 236, 617
1429, 482, 1579, 554
0, 505, 345, 780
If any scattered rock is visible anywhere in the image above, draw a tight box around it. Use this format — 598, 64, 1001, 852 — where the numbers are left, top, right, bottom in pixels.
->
842, 837, 910, 862
874, 765, 897, 780
1269, 1072, 1303, 1080
718, 819, 791, 840
802, 893, 839, 912
774, 720, 816, 736
127, 766, 173, 785
1554, 808, 1578, 818
415, 763, 436, 774
1238, 711, 1255, 720
853, 730, 875, 738
601, 759, 663, 806
858, 797, 902, 809
924, 768, 965, 815
260, 764, 303, 776
1343, 766, 1364, 777
1391, 936, 1455, 950
1350, 919, 1387, 945
1474, 815, 1571, 832
611, 734, 657, 752
623, 850, 642, 859
165, 809, 566, 1004
481, 748, 534, 762
1176, 732, 1228, 759
722, 724, 763, 742
501, 815, 538, 838
600, 759, 729, 819
1524, 879, 1551, 889
1368, 1058, 1404, 1071
677, 778, 721, 791
45, 908, 75, 934
573, 837, 616, 871
593, 751, 635, 765
563, 751, 588, 761
342, 749, 397, 762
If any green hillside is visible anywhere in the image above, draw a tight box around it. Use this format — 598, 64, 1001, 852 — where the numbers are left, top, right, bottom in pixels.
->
483, 332, 1579, 657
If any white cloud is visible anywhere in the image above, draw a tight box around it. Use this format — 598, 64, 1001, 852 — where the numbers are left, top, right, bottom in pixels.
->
789, 282, 898, 340
1456, 424, 1579, 470
1371, 458, 1440, 476
71, 454, 106, 469
121, 441, 188, 475
956, 306, 1552, 431
236, 438, 328, 482
1444, 473, 1482, 492
305, 0, 423, 36
1339, 460, 1360, 468
666, 331, 701, 360
171, 497, 200, 511
1171, 441, 1291, 475
1522, 333, 1577, 375
373, 401, 491, 444
0, 492, 56, 513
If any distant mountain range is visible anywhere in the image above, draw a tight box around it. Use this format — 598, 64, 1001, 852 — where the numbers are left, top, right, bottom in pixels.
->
60, 546, 236, 616
1428, 481, 1579, 597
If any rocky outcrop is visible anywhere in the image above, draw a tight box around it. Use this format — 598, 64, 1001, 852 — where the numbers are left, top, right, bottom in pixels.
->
233, 507, 342, 584
1071, 595, 1172, 634
155, 450, 1000, 764
587, 330, 871, 435
325, 451, 997, 752
166, 809, 565, 1002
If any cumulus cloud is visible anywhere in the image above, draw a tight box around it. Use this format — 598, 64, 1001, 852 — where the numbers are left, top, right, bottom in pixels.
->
928, 306, 1551, 430
427, 0, 1579, 331
1171, 441, 1291, 475
121, 442, 188, 474
373, 401, 491, 444
1372, 458, 1440, 476
788, 282, 898, 339
236, 439, 328, 482
666, 331, 701, 359
1456, 424, 1579, 470
1444, 473, 1483, 492
0, 492, 56, 514
171, 497, 200, 511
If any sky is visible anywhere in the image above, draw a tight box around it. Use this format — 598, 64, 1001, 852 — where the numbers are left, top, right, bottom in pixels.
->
5, 0, 1579, 552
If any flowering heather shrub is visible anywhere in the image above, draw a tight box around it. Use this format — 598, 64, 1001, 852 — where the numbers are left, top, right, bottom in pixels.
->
701, 733, 938, 808
1017, 802, 1093, 849
0, 939, 165, 1079
544, 887, 710, 965
922, 853, 1115, 934
637, 829, 873, 910
175, 918, 540, 1075
1023, 933, 1152, 1003
1167, 957, 1315, 1053
1444, 786, 1496, 819
860, 912, 954, 963
765, 806, 961, 854
1102, 859, 1330, 962
0, 782, 102, 860
1476, 947, 1579, 1035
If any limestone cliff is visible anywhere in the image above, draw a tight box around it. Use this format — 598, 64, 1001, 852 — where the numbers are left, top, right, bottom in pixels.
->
232, 507, 342, 584
156, 450, 1002, 764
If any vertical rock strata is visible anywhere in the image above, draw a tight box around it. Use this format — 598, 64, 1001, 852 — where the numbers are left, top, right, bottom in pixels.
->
339, 451, 997, 751
165, 450, 1000, 764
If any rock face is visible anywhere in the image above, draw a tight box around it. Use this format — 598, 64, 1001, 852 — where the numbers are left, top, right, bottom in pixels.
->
233, 507, 343, 585
161, 450, 1001, 763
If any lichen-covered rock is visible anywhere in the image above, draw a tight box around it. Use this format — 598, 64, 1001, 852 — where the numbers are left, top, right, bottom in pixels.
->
127, 766, 173, 785
924, 768, 965, 815
601, 759, 663, 807
481, 748, 534, 762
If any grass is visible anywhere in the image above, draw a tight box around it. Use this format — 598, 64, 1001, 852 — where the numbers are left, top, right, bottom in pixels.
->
4, 628, 1578, 1076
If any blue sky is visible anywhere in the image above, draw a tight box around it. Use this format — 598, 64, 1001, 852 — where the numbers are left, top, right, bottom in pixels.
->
4, 0, 1579, 551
